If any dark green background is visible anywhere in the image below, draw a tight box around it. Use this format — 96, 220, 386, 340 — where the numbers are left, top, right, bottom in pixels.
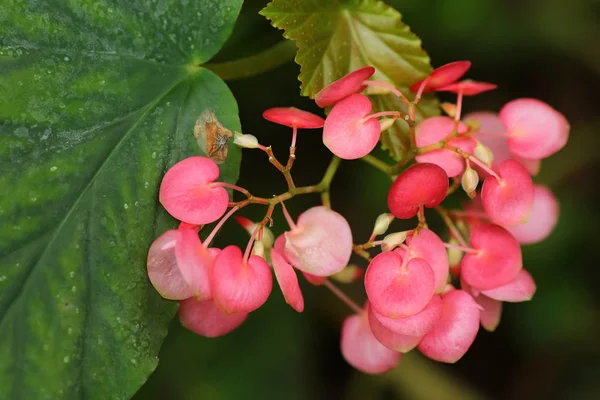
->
135, 0, 600, 399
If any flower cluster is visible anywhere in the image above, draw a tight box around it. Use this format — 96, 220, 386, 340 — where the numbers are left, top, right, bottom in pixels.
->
147, 60, 567, 374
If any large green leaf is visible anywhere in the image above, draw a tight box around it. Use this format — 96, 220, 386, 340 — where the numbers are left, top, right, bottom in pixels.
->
0, 1, 243, 398
260, 0, 439, 161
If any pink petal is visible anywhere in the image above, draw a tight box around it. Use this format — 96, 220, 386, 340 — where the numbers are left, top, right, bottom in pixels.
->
175, 226, 214, 300
159, 156, 229, 224
147, 230, 194, 300
409, 61, 472, 93
283, 206, 352, 277
322, 93, 381, 160
271, 247, 304, 312
500, 98, 569, 159
418, 290, 480, 363
315, 66, 376, 107
367, 303, 422, 352
178, 298, 247, 337
461, 224, 522, 290
370, 295, 443, 337
388, 163, 449, 219
211, 245, 273, 314
341, 312, 402, 374
436, 80, 497, 96
505, 184, 559, 244
302, 271, 327, 286
416, 136, 475, 177
262, 107, 325, 129
415, 116, 467, 147
365, 252, 435, 318
475, 294, 503, 332
397, 230, 449, 293
481, 269, 536, 302
481, 159, 534, 226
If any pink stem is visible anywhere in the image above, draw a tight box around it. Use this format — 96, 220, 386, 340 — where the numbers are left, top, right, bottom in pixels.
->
243, 224, 262, 263
467, 155, 501, 180
257, 144, 268, 151
280, 201, 297, 230
291, 125, 298, 149
211, 182, 249, 195
204, 206, 241, 247
364, 111, 400, 121
450, 210, 490, 220
443, 242, 479, 254
415, 76, 432, 103
324, 280, 363, 314
454, 91, 464, 123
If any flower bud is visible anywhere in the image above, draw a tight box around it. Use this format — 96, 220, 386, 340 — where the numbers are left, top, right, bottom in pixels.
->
461, 166, 479, 197
381, 231, 408, 252
447, 237, 463, 267
371, 213, 394, 237
332, 264, 364, 284
441, 102, 457, 118
378, 117, 396, 132
233, 132, 259, 149
252, 240, 265, 259
473, 141, 493, 166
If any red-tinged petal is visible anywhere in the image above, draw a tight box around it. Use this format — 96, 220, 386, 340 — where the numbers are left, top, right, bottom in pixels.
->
262, 107, 325, 129
175, 226, 213, 300
211, 246, 273, 314
417, 290, 480, 363
506, 185, 559, 244
159, 156, 229, 224
516, 157, 541, 176
271, 247, 304, 312
436, 80, 497, 96
409, 61, 472, 93
365, 252, 436, 318
283, 206, 352, 276
461, 224, 522, 290
481, 269, 536, 302
481, 159, 534, 226
341, 312, 402, 374
416, 136, 475, 177
415, 116, 467, 147
147, 230, 194, 300
315, 66, 376, 107
388, 163, 449, 219
178, 298, 247, 337
370, 295, 442, 337
367, 304, 422, 353
397, 230, 449, 293
302, 271, 327, 286
500, 98, 569, 159
323, 94, 381, 160
475, 294, 503, 332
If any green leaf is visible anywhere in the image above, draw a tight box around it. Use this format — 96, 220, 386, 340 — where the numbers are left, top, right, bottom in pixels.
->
0, 1, 243, 398
260, 0, 439, 161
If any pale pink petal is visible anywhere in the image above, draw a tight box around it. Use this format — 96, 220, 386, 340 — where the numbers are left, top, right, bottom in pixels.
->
418, 290, 480, 363
481, 269, 536, 302
271, 247, 304, 312
147, 230, 194, 300
368, 304, 422, 352
178, 298, 247, 337
341, 312, 402, 374
505, 185, 559, 244
474, 294, 502, 332
159, 156, 229, 224
175, 226, 214, 300
370, 295, 443, 337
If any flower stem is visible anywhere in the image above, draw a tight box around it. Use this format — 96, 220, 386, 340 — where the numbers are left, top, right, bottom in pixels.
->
361, 154, 392, 176
435, 207, 468, 247
324, 279, 363, 314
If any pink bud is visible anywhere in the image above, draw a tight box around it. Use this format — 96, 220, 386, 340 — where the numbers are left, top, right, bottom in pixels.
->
388, 163, 448, 219
147, 230, 194, 300
174, 226, 214, 300
315, 66, 376, 107
369, 294, 443, 337
505, 185, 559, 244
341, 311, 402, 374
396, 229, 449, 293
159, 156, 229, 225
211, 245, 273, 314
365, 251, 435, 318
409, 61, 472, 93
262, 107, 325, 129
322, 94, 381, 159
178, 298, 247, 337
461, 224, 522, 290
417, 290, 480, 363
283, 206, 352, 276
481, 159, 534, 226
367, 303, 422, 353
270, 246, 304, 312
499, 98, 569, 159
436, 80, 497, 95
481, 269, 536, 302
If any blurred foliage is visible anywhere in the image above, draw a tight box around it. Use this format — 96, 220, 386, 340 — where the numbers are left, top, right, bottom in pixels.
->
136, 0, 600, 399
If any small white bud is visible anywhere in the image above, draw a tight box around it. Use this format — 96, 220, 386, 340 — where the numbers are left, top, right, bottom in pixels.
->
233, 132, 259, 149
331, 264, 362, 284
378, 117, 396, 132
381, 231, 408, 252
372, 213, 394, 237
461, 166, 479, 195
260, 226, 275, 249
447, 237, 463, 267
251, 240, 265, 259
473, 141, 493, 166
